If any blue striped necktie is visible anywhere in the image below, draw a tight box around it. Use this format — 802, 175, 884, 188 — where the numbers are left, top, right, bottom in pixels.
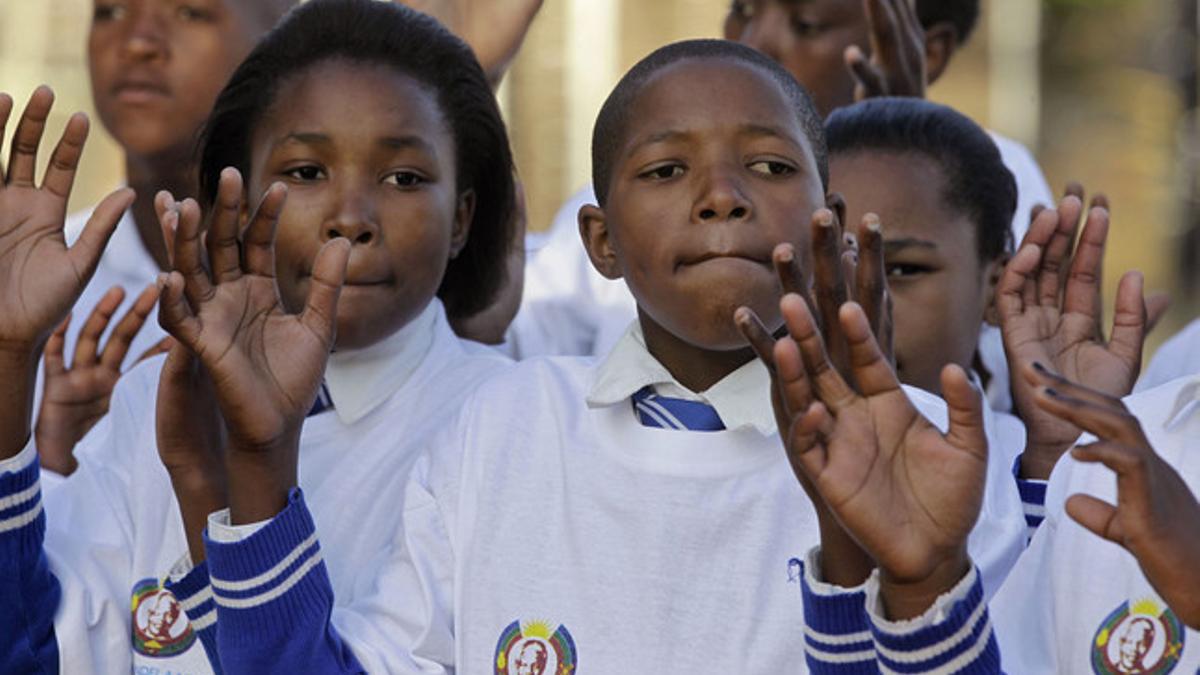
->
307, 383, 334, 417
631, 386, 725, 431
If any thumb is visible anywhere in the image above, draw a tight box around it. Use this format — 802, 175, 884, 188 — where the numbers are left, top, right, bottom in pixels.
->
300, 237, 351, 342
156, 272, 201, 349
940, 364, 987, 462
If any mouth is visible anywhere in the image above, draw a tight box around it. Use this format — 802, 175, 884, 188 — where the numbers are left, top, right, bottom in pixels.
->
678, 251, 772, 270
112, 79, 171, 104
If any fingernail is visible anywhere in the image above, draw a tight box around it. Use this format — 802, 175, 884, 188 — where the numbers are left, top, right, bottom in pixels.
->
155, 273, 169, 290
1044, 387, 1059, 398
865, 214, 881, 232
817, 210, 833, 227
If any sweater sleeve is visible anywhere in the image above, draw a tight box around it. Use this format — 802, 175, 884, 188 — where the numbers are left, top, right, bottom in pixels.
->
863, 566, 1002, 674
203, 488, 365, 675
0, 440, 60, 675
1013, 455, 1048, 542
798, 547, 879, 674
164, 557, 222, 673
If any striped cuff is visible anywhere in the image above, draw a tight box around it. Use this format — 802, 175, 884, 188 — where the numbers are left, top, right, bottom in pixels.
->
204, 488, 333, 650
1012, 454, 1048, 542
0, 440, 45, 550
165, 559, 222, 674
800, 547, 878, 674
865, 567, 1001, 674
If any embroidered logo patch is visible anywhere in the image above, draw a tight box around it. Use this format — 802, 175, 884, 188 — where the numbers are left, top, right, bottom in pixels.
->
1091, 598, 1184, 674
130, 578, 196, 657
494, 620, 577, 675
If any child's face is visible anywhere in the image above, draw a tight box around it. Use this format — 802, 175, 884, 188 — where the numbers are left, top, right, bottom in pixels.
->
89, 0, 267, 160
830, 150, 1001, 394
593, 59, 824, 352
723, 0, 871, 117
246, 60, 469, 350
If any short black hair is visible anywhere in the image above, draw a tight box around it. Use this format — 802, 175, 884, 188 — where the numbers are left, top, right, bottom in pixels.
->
591, 39, 828, 207
825, 98, 1015, 260
915, 0, 980, 44
198, 0, 516, 319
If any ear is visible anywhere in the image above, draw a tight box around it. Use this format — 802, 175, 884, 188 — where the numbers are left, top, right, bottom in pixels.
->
923, 22, 960, 86
578, 203, 623, 280
825, 191, 848, 236
981, 253, 1009, 326
449, 189, 476, 260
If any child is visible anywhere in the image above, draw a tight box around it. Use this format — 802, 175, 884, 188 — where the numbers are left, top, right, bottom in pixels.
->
0, 2, 516, 672
174, 39, 1022, 672
512, 0, 1052, 396
34, 0, 297, 474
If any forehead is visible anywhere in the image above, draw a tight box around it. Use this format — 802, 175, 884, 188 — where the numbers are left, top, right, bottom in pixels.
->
621, 58, 808, 148
752, 0, 865, 20
261, 60, 447, 140
830, 150, 972, 239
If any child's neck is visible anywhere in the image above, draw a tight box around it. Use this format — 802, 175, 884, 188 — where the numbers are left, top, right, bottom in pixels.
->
125, 151, 197, 272
638, 310, 755, 394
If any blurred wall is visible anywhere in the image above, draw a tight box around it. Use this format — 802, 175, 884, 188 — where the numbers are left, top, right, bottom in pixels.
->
3, 0, 1195, 353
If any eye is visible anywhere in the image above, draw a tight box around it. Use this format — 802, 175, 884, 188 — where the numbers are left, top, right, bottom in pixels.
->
729, 0, 754, 20
886, 263, 932, 279
790, 18, 822, 36
94, 2, 128, 21
748, 160, 796, 176
176, 5, 214, 22
639, 163, 685, 181
384, 171, 426, 188
282, 165, 325, 182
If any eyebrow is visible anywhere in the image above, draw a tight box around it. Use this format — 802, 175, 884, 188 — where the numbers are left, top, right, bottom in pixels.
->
627, 123, 802, 155
883, 237, 939, 253
273, 133, 434, 154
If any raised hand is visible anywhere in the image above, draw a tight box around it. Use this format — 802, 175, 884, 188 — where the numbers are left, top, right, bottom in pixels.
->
999, 195, 1146, 479
35, 284, 163, 474
844, 0, 927, 101
1029, 366, 1200, 628
156, 168, 350, 523
0, 87, 133, 458
394, 0, 543, 86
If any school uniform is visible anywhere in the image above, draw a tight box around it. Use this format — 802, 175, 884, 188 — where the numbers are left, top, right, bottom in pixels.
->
508, 133, 1053, 417
1136, 318, 1200, 393
797, 374, 1200, 674
192, 322, 1026, 673
0, 300, 508, 675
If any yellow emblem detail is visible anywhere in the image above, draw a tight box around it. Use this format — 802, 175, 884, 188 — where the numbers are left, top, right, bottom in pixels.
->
1131, 598, 1161, 617
522, 620, 553, 639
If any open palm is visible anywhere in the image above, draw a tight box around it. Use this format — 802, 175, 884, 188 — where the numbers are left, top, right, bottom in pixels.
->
999, 196, 1145, 477
157, 170, 349, 454
0, 87, 132, 351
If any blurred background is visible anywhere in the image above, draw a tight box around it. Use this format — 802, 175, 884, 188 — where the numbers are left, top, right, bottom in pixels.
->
2, 0, 1198, 353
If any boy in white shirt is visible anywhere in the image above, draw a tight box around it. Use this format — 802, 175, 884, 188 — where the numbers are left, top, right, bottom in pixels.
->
162, 38, 1024, 673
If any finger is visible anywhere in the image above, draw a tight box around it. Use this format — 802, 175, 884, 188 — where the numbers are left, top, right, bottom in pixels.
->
1064, 493, 1123, 544
1029, 203, 1047, 224
1089, 193, 1110, 211
788, 401, 833, 480
812, 209, 848, 342
781, 293, 856, 409
1062, 181, 1085, 202
863, 0, 900, 62
242, 182, 287, 278
6, 85, 54, 187
844, 48, 888, 99
171, 198, 215, 306
99, 283, 160, 371
299, 238, 351, 341
154, 189, 176, 223
1144, 291, 1171, 334
735, 306, 777, 373
67, 187, 133, 282
1060, 206, 1108, 317
772, 242, 811, 305
0, 92, 12, 182
1023, 361, 1126, 412
1034, 387, 1146, 447
43, 315, 71, 376
1106, 270, 1146, 372
995, 242, 1041, 324
837, 302, 901, 397
73, 286, 126, 368
135, 336, 176, 365
940, 364, 988, 461
773, 334, 814, 420
41, 112, 89, 199
854, 214, 886, 345
156, 272, 202, 348
1037, 196, 1084, 306
207, 168, 245, 284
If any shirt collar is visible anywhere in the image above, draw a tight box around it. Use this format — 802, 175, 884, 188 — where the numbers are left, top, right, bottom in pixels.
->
1165, 374, 1200, 430
322, 299, 443, 425
586, 322, 776, 435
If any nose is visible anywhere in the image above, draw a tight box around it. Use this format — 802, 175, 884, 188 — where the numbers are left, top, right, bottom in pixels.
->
735, 8, 789, 63
693, 167, 752, 223
322, 181, 381, 245
120, 6, 168, 62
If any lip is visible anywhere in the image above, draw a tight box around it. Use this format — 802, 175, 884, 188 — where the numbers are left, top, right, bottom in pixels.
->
678, 251, 772, 268
111, 76, 171, 104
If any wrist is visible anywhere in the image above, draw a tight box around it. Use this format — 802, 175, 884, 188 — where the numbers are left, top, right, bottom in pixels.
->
817, 512, 875, 588
225, 435, 298, 525
0, 345, 41, 460
878, 548, 971, 621
1020, 440, 1070, 480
